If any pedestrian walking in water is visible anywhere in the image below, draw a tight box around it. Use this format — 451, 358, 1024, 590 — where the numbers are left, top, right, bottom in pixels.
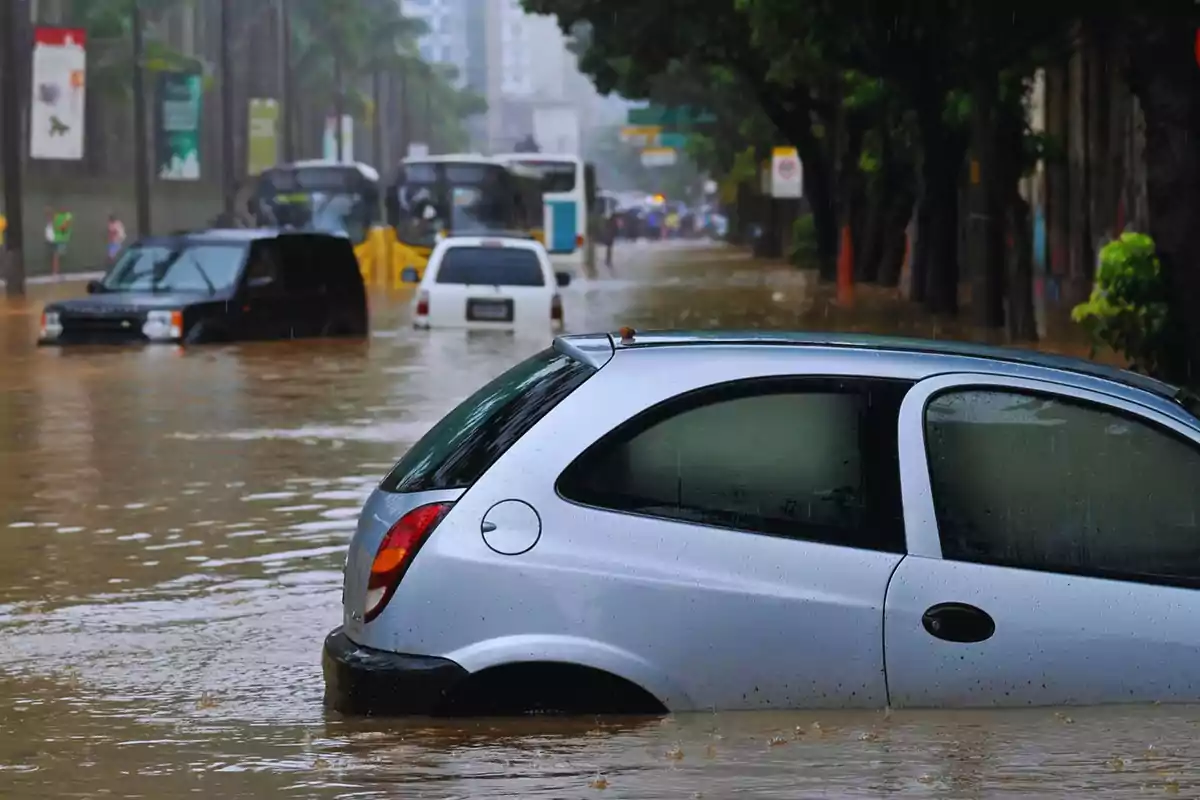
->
45, 204, 73, 279
604, 209, 619, 273
106, 212, 126, 264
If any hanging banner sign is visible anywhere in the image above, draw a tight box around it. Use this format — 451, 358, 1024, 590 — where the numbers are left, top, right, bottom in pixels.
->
247, 98, 279, 176
156, 70, 203, 180
30, 27, 87, 160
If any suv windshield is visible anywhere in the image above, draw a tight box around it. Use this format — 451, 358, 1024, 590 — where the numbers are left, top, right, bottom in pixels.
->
380, 348, 596, 493
435, 246, 545, 286
101, 242, 247, 294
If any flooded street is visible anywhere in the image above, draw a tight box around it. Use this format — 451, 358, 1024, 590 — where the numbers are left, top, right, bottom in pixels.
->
2, 242, 1196, 798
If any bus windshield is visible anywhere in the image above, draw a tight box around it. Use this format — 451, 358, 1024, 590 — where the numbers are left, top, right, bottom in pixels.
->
260, 191, 368, 242
255, 167, 375, 242
391, 162, 516, 248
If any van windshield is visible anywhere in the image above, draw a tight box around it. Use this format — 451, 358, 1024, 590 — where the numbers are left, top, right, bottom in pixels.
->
435, 246, 545, 286
380, 348, 596, 493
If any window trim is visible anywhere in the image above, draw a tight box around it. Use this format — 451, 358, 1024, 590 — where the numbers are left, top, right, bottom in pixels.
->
905, 372, 1200, 589
555, 376, 910, 553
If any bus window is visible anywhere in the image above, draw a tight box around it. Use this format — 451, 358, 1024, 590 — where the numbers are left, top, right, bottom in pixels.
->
391, 162, 520, 246
516, 161, 576, 193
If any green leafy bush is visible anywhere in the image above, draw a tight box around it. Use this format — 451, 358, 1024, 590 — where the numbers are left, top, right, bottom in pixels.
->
789, 214, 818, 266
1071, 232, 1171, 375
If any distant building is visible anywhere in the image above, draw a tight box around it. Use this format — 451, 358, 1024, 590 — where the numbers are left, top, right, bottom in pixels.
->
400, 0, 469, 85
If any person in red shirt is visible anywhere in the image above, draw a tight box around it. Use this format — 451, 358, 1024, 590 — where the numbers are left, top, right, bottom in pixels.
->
106, 212, 126, 264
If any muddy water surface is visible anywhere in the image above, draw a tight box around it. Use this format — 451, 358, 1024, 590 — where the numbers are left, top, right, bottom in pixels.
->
2, 242, 1195, 798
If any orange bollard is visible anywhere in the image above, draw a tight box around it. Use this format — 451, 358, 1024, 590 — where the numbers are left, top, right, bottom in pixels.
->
836, 224, 854, 306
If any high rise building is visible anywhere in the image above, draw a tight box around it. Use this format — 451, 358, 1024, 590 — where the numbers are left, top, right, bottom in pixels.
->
400, 0, 469, 85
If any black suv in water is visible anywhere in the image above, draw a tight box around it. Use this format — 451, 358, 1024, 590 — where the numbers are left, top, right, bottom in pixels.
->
38, 229, 368, 345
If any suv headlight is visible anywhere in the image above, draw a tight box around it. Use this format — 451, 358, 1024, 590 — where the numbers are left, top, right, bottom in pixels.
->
142, 310, 183, 340
39, 310, 62, 339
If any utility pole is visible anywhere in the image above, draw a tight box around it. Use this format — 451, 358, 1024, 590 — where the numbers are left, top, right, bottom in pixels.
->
219, 0, 235, 215
277, 0, 293, 161
2, 0, 26, 297
131, 1, 151, 237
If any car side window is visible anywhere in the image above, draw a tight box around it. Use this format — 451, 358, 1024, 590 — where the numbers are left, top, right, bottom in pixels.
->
925, 388, 1200, 587
279, 236, 324, 296
557, 378, 909, 552
243, 242, 283, 294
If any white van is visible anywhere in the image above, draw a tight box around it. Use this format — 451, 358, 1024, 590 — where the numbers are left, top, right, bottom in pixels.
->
412, 236, 570, 331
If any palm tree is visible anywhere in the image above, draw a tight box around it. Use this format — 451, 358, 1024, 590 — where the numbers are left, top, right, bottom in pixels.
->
287, 0, 484, 158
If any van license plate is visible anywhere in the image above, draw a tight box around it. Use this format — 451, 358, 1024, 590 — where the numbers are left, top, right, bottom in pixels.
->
467, 299, 514, 322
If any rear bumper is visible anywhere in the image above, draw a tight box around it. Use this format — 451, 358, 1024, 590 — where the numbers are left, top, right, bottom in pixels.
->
322, 627, 468, 716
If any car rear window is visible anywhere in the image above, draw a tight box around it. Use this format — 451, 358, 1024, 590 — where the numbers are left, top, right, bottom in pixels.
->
380, 347, 596, 493
435, 246, 545, 286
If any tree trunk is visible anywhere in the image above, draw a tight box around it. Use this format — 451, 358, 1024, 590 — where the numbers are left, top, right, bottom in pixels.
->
1125, 14, 1200, 384
970, 77, 1007, 328
1008, 194, 1039, 341
857, 197, 884, 283
917, 108, 967, 315
838, 113, 868, 279
753, 88, 838, 275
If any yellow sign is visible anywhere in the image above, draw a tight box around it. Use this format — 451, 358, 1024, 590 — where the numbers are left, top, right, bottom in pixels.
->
772, 146, 799, 158
621, 126, 662, 147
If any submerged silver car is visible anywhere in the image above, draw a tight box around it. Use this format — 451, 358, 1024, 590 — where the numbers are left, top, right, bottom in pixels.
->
323, 330, 1200, 716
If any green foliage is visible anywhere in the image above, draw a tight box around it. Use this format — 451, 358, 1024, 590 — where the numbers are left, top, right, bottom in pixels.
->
276, 0, 481, 147
1071, 232, 1172, 375
789, 213, 819, 265
69, 0, 204, 99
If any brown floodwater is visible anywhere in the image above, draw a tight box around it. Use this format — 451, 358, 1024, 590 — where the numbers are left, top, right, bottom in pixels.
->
2, 241, 1195, 799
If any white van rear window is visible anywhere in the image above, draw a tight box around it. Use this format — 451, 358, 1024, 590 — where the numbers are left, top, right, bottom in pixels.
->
435, 246, 545, 287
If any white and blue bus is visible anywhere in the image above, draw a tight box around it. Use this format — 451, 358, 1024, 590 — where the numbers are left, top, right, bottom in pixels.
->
496, 154, 596, 277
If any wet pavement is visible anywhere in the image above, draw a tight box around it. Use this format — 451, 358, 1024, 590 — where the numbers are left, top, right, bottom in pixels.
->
2, 241, 1195, 798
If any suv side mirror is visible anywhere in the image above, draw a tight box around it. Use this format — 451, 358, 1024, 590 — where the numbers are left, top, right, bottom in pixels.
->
555, 271, 571, 288
85, 279, 103, 294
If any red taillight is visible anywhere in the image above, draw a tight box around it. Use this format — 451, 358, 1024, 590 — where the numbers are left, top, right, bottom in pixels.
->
575, 234, 584, 248
363, 502, 452, 623
551, 293, 563, 322
415, 290, 429, 316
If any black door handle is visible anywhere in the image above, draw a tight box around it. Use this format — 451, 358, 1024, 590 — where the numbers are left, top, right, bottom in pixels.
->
921, 602, 996, 643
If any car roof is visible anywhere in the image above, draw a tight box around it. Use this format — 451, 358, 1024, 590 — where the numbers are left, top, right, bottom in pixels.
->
554, 329, 1186, 404
147, 228, 351, 244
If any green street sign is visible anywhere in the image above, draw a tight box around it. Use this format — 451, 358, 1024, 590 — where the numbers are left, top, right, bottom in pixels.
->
627, 105, 716, 127
658, 132, 688, 149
